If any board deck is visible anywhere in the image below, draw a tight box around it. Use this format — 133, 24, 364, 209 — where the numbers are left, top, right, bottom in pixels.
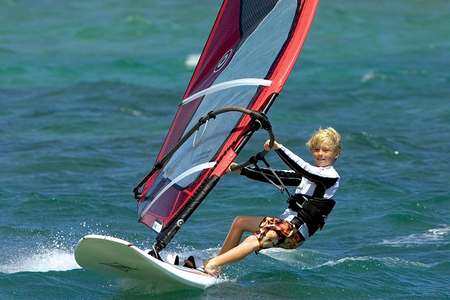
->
74, 235, 220, 290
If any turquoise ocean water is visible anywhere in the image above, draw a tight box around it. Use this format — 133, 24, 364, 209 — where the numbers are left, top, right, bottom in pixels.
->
1, 1, 449, 299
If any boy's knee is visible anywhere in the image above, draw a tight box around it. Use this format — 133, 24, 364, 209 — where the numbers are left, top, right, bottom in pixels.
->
243, 235, 260, 251
232, 216, 246, 229
231, 216, 263, 233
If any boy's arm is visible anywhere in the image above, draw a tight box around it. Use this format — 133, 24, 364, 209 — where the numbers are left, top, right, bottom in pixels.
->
240, 166, 302, 186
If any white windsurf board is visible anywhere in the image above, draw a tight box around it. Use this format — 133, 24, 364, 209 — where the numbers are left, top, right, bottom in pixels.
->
74, 234, 220, 290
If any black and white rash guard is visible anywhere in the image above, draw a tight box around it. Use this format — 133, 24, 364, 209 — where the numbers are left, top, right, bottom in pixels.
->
240, 145, 340, 238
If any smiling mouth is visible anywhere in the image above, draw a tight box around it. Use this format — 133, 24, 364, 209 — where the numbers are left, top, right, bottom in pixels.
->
316, 159, 330, 166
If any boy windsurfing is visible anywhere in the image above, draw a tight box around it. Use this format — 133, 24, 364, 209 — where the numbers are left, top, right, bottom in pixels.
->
203, 127, 342, 276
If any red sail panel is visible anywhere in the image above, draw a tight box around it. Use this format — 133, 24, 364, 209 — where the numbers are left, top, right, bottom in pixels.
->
137, 0, 319, 236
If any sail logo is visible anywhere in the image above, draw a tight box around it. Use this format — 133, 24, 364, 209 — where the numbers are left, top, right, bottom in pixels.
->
214, 48, 233, 73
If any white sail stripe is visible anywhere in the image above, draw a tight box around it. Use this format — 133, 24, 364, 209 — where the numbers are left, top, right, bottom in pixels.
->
181, 78, 272, 105
140, 161, 217, 218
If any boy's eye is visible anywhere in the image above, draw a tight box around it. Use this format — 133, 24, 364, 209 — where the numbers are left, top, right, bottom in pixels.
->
313, 147, 332, 153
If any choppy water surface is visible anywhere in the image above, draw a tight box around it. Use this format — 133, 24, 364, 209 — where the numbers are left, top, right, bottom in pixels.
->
1, 1, 449, 299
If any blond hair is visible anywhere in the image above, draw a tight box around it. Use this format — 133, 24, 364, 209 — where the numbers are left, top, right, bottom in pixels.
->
306, 127, 342, 158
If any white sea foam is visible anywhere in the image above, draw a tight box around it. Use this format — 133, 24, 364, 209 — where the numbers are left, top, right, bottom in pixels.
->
361, 70, 377, 83
260, 248, 330, 269
120, 107, 143, 116
318, 256, 431, 269
380, 225, 450, 247
261, 249, 432, 270
185, 53, 201, 69
360, 69, 389, 83
0, 248, 81, 274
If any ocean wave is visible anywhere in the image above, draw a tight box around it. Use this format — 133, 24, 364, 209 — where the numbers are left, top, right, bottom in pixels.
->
360, 70, 388, 83
260, 248, 331, 269
0, 248, 80, 274
318, 256, 432, 269
380, 225, 450, 247
260, 248, 433, 271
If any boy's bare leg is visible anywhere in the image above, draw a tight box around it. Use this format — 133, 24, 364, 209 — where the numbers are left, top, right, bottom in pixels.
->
205, 235, 260, 276
218, 216, 264, 255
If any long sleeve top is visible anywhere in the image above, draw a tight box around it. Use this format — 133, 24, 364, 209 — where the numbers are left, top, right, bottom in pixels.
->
240, 145, 340, 224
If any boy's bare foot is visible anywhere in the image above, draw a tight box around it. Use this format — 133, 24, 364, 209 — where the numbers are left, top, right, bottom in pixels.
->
203, 261, 220, 277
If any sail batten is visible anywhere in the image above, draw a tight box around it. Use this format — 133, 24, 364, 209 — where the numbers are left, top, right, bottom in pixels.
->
139, 161, 217, 219
181, 78, 272, 105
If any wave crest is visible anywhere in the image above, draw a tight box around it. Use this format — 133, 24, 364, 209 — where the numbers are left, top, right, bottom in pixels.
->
0, 249, 80, 274
380, 225, 450, 247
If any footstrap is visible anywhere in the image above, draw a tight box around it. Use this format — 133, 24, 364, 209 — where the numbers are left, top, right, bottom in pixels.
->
184, 255, 204, 270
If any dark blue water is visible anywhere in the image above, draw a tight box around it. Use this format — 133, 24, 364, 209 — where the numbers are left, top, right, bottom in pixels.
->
1, 1, 449, 299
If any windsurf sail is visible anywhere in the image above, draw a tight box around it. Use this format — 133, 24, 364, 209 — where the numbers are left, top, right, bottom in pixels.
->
135, 0, 320, 254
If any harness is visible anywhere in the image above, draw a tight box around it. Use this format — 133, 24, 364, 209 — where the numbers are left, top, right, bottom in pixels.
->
288, 194, 335, 234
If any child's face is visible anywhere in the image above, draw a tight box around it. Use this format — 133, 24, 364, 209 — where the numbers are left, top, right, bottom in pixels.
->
310, 142, 337, 167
